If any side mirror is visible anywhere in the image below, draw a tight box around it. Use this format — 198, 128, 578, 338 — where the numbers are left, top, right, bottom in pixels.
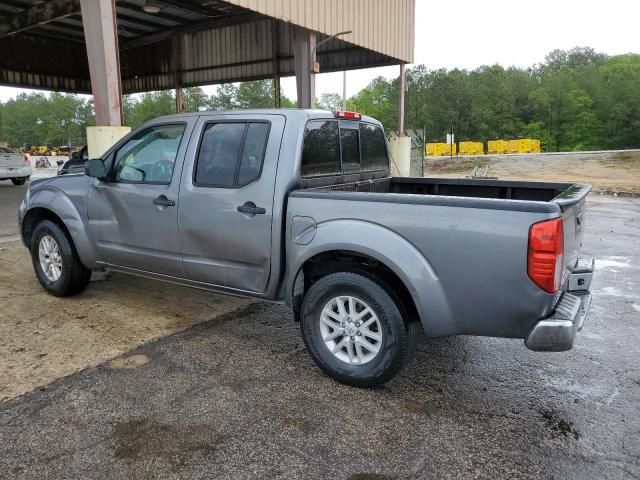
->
70, 151, 81, 161
85, 158, 108, 179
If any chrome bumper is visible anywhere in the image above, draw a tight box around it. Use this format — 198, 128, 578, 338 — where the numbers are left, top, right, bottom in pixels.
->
525, 257, 594, 352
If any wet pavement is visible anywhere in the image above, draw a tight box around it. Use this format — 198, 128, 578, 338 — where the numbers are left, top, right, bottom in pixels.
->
1, 195, 639, 479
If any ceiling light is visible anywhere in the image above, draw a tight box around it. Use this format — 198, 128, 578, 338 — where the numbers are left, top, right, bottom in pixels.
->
142, 1, 161, 14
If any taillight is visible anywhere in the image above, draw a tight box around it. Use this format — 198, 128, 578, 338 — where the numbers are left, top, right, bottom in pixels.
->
24, 154, 31, 165
334, 110, 361, 120
528, 218, 564, 293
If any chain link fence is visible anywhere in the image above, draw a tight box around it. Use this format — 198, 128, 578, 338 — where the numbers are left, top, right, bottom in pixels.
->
389, 129, 425, 177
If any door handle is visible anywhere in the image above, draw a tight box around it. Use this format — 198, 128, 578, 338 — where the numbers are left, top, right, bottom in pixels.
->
153, 195, 175, 207
237, 201, 266, 215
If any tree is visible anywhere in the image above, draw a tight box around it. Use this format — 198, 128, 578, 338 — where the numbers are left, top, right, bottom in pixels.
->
316, 93, 343, 111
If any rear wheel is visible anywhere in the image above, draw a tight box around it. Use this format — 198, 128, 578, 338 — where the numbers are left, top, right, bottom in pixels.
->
30, 220, 91, 297
301, 272, 416, 387
11, 177, 27, 185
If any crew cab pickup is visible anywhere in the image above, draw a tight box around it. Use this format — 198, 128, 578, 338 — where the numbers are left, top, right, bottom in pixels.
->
18, 110, 594, 387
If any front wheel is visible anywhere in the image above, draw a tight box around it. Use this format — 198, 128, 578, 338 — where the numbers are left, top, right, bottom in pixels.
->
11, 177, 28, 185
301, 272, 416, 388
30, 220, 91, 297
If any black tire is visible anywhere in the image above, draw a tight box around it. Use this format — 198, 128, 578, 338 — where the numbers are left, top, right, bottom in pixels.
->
30, 220, 91, 297
301, 272, 417, 388
11, 177, 27, 185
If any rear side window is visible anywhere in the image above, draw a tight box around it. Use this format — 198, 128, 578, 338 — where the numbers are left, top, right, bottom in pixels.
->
360, 123, 390, 172
301, 120, 389, 177
301, 120, 340, 177
195, 122, 270, 188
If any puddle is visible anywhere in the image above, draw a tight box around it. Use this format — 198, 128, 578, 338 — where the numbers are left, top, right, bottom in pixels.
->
110, 354, 152, 369
539, 409, 580, 440
596, 257, 631, 269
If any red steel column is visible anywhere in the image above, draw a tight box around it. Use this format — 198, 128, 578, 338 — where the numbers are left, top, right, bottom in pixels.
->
80, 0, 122, 126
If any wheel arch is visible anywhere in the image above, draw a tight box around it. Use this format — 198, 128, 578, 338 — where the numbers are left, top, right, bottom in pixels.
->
286, 219, 455, 336
22, 189, 98, 269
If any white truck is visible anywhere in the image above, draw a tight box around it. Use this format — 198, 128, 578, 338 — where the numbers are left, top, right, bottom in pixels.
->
0, 146, 32, 185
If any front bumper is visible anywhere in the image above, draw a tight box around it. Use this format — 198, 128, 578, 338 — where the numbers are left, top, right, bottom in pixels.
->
0, 166, 32, 179
525, 257, 594, 352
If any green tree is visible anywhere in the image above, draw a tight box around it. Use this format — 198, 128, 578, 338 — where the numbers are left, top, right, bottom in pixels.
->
316, 93, 343, 111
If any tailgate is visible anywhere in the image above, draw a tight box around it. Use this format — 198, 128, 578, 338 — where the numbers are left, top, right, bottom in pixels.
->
552, 184, 592, 285
0, 153, 24, 168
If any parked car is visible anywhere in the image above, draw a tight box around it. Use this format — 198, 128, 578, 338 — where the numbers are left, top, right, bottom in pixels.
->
18, 110, 594, 387
58, 146, 88, 176
0, 146, 32, 185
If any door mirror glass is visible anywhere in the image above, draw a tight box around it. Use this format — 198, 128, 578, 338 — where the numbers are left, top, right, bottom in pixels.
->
85, 158, 107, 178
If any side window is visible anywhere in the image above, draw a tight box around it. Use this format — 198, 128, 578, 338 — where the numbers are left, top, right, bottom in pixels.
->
238, 123, 270, 185
194, 122, 270, 188
113, 124, 185, 184
360, 123, 390, 172
301, 120, 340, 177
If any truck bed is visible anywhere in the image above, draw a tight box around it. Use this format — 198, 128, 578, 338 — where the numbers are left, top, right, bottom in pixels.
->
298, 176, 590, 212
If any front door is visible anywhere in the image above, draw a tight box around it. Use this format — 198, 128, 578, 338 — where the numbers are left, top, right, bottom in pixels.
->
86, 122, 191, 277
178, 114, 285, 293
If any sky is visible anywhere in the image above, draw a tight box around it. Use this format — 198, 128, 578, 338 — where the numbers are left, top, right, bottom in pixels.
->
1, 0, 639, 103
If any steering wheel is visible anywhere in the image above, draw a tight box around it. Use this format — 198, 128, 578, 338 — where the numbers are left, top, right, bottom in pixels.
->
151, 160, 174, 183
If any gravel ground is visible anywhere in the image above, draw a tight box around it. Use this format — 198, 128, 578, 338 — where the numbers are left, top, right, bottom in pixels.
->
0, 194, 638, 479
0, 182, 250, 402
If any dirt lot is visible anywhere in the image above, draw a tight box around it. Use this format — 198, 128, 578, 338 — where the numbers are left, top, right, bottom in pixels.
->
425, 150, 640, 194
0, 240, 249, 402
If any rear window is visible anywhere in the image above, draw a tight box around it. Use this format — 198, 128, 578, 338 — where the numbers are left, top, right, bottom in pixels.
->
301, 120, 389, 177
360, 123, 389, 172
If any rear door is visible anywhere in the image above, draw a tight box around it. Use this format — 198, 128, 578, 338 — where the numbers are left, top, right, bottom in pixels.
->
178, 114, 285, 293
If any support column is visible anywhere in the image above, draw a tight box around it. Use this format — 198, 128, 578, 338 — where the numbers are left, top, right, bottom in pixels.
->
80, 0, 130, 158
398, 63, 406, 135
80, 0, 122, 126
272, 19, 281, 108
293, 27, 316, 109
173, 36, 184, 113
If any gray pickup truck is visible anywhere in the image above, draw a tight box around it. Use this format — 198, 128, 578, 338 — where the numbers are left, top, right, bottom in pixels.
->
18, 109, 594, 387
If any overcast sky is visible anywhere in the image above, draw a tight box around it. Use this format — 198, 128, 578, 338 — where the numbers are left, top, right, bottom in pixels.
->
1, 0, 638, 103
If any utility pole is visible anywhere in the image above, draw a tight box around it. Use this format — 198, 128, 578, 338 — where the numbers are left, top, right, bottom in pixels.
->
342, 70, 347, 110
398, 63, 406, 135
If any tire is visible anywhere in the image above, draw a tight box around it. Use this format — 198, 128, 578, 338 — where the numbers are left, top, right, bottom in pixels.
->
30, 220, 91, 297
301, 272, 417, 388
11, 177, 27, 185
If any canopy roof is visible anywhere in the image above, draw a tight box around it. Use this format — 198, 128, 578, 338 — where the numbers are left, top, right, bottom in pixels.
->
0, 0, 415, 94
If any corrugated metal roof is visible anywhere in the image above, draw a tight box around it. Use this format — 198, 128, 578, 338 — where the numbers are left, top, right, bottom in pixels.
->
222, 0, 414, 63
0, 0, 414, 94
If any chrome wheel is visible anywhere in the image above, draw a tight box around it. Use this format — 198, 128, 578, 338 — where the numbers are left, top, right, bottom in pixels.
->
320, 296, 382, 365
38, 235, 62, 282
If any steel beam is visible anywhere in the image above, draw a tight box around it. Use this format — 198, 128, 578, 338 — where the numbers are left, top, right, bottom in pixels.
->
80, 0, 123, 126
398, 63, 406, 135
293, 27, 316, 109
0, 0, 80, 39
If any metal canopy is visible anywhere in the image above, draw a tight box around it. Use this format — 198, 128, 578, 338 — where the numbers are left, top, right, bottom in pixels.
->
0, 0, 409, 95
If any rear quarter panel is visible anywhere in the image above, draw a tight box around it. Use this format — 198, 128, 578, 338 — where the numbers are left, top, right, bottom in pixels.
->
287, 193, 560, 338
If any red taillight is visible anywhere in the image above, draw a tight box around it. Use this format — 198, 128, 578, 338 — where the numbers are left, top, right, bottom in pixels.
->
528, 218, 564, 293
334, 110, 361, 120
24, 154, 31, 165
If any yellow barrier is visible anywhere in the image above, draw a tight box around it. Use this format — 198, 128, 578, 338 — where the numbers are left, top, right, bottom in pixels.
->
487, 139, 509, 154
507, 138, 541, 154
458, 141, 484, 155
426, 142, 456, 156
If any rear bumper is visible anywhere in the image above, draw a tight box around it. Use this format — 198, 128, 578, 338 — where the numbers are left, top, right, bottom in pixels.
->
0, 166, 32, 179
525, 257, 594, 352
